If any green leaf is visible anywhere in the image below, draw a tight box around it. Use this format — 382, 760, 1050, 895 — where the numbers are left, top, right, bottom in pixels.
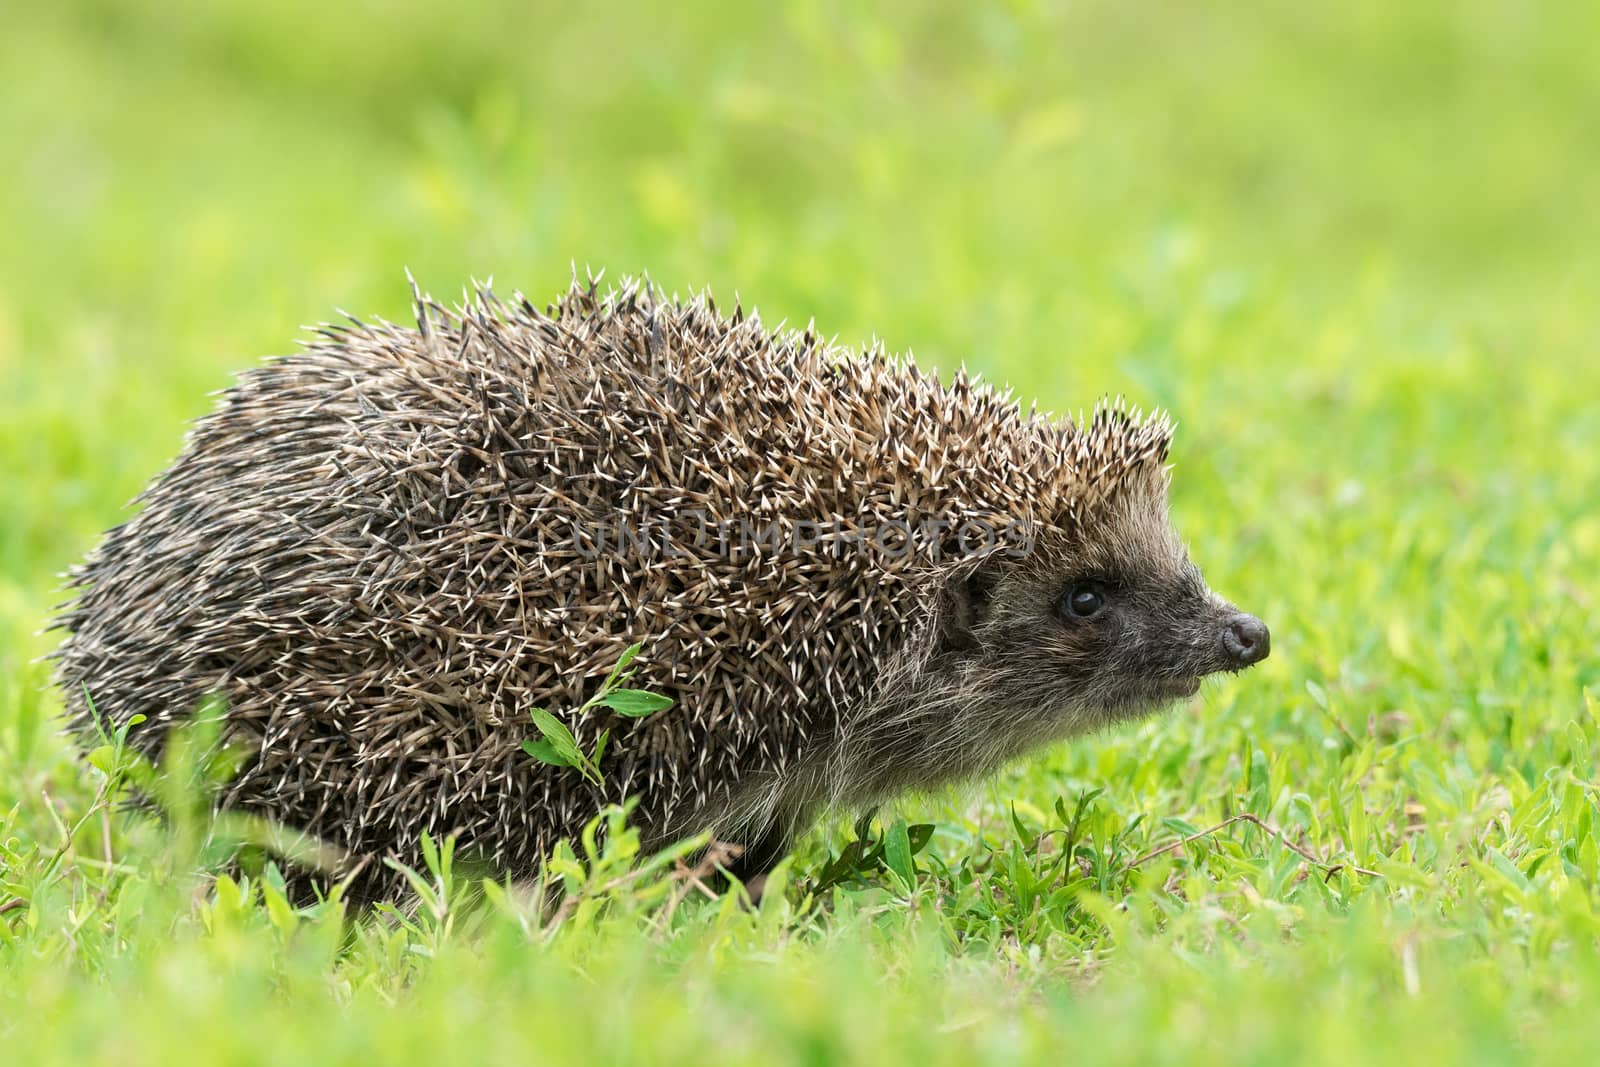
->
600, 642, 644, 693
852, 808, 878, 845
596, 689, 674, 718
1009, 802, 1031, 843
521, 738, 571, 767
528, 707, 586, 765
263, 881, 298, 935
884, 819, 915, 888
811, 840, 867, 892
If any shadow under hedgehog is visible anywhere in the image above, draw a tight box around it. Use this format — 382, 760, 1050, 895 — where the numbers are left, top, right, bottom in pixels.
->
54, 276, 1270, 901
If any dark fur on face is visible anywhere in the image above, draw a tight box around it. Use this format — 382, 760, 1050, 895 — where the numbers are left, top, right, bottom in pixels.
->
948, 478, 1255, 725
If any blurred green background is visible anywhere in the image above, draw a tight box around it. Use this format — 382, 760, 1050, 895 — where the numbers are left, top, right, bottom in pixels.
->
3, 2, 1600, 1064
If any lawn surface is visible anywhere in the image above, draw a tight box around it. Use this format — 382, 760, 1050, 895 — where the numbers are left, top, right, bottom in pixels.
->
3, 2, 1599, 1063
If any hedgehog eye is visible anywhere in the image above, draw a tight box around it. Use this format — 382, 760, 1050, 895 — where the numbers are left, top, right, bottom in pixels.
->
1060, 583, 1106, 620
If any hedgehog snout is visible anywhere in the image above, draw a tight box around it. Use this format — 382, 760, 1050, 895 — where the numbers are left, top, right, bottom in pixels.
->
1219, 613, 1270, 669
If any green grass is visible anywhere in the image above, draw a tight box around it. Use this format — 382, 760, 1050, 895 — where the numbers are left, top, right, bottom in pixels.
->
4, 1, 1600, 1063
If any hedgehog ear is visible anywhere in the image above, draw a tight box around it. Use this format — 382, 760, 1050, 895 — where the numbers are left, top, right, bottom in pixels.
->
940, 567, 997, 653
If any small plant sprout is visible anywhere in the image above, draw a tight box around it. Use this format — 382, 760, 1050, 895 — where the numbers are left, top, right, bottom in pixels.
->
521, 643, 674, 785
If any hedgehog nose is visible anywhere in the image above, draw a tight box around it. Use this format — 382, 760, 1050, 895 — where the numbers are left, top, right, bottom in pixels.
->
1220, 614, 1270, 668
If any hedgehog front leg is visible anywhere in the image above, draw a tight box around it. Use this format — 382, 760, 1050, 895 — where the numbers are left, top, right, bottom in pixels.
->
716, 823, 791, 902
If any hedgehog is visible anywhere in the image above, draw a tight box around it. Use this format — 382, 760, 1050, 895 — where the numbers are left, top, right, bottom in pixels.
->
53, 275, 1270, 901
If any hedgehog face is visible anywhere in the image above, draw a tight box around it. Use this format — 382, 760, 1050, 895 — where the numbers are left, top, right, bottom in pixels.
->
939, 485, 1269, 740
